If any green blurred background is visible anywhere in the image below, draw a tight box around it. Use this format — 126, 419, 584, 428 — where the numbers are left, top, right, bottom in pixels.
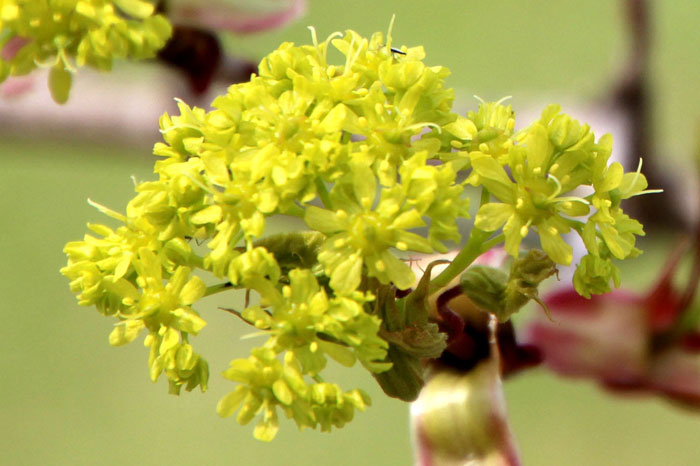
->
2, 1, 700, 464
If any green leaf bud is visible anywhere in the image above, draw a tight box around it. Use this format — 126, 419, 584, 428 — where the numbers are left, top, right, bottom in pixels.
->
460, 250, 556, 321
253, 231, 325, 271
503, 249, 557, 318
459, 265, 509, 317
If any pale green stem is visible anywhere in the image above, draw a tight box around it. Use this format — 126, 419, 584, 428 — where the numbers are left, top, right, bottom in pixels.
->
480, 233, 505, 252
315, 178, 333, 210
565, 218, 587, 235
480, 186, 491, 207
427, 188, 501, 293
284, 203, 306, 218
180, 251, 206, 270
429, 227, 491, 294
232, 229, 245, 247
204, 282, 236, 297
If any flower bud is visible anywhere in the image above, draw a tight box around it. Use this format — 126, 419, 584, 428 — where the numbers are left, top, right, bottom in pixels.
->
460, 250, 557, 322
503, 249, 557, 316
459, 265, 508, 318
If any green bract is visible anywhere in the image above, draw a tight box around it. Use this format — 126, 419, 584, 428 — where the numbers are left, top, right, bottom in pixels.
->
0, 0, 172, 102
62, 25, 654, 440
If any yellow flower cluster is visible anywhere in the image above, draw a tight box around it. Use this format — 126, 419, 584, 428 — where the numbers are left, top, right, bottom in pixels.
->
63, 24, 654, 440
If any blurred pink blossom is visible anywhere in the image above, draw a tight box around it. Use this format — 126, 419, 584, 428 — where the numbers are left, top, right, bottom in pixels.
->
1, 37, 34, 98
169, 0, 306, 34
524, 237, 700, 408
1, 36, 29, 61
1, 76, 34, 98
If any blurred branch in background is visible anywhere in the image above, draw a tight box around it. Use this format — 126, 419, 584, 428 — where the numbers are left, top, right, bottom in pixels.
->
608, 0, 689, 231
155, 0, 309, 96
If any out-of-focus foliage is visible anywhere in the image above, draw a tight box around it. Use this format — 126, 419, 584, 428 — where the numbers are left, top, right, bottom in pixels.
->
0, 0, 171, 102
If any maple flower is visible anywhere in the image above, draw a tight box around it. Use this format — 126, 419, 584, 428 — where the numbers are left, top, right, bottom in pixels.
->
217, 347, 371, 441
462, 104, 655, 299
305, 168, 438, 294
241, 269, 389, 373
470, 107, 597, 265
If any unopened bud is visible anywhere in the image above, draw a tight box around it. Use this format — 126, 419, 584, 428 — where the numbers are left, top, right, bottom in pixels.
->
460, 250, 557, 322
459, 265, 508, 317
504, 249, 557, 319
